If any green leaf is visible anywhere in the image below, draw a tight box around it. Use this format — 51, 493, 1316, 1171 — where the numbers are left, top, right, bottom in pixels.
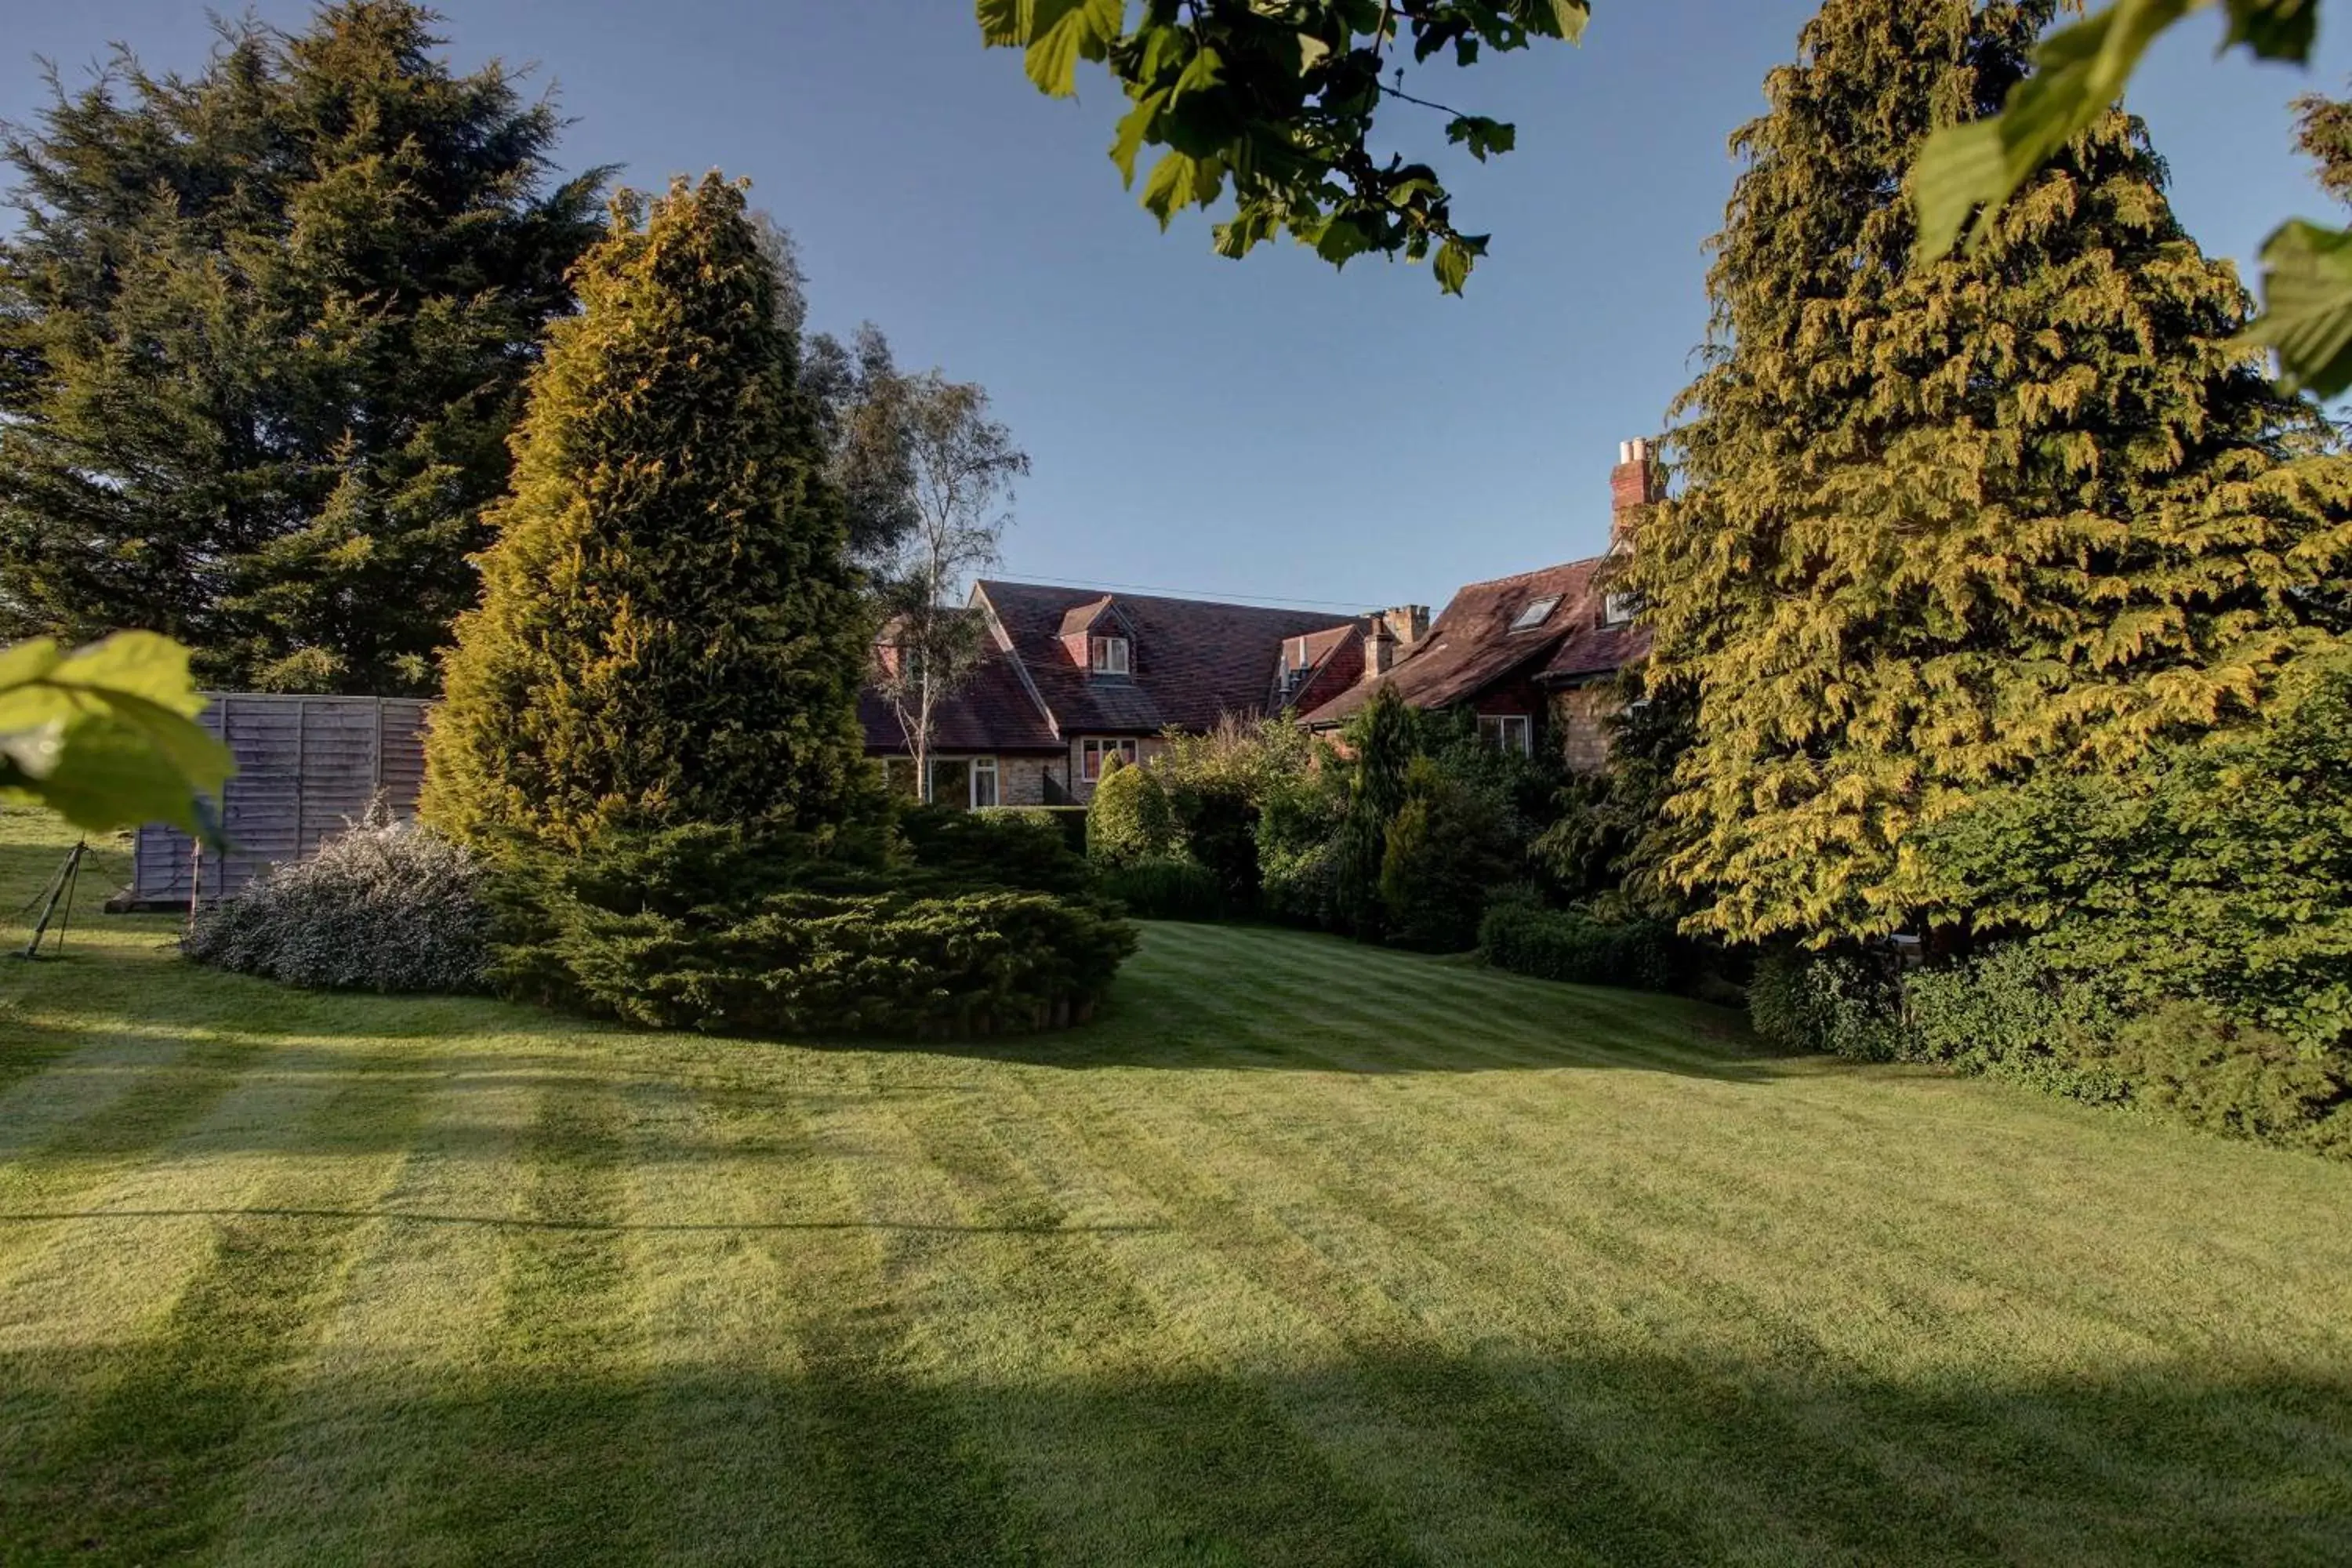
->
1111, 91, 1163, 185
1000, 0, 1123, 96
2243, 219, 2352, 397
1174, 43, 1222, 100
1911, 0, 2199, 263
1312, 217, 1374, 265
1446, 115, 1517, 162
1510, 0, 1592, 43
0, 633, 235, 840
1140, 150, 1202, 227
1434, 238, 1475, 296
2222, 0, 2319, 60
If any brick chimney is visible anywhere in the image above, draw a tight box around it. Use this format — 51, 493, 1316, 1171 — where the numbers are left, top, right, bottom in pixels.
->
1610, 437, 1661, 554
1381, 604, 1431, 648
1363, 617, 1396, 683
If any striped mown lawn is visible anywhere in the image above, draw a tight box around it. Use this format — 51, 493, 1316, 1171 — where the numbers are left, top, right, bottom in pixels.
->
1, 811, 2348, 1566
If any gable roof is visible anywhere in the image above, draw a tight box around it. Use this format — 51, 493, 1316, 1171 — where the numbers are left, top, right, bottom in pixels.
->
858, 637, 1062, 755
977, 579, 1359, 735
1301, 557, 1652, 726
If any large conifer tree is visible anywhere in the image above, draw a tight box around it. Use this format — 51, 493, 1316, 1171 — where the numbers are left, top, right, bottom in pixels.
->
421, 175, 873, 852
0, 2, 603, 693
1631, 0, 2352, 945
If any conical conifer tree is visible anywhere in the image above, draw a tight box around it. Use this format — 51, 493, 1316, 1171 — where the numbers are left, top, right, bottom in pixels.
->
422, 175, 873, 851
1631, 0, 2352, 945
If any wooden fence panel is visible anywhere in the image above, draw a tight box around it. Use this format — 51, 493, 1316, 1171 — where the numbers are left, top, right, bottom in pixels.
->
125, 693, 433, 909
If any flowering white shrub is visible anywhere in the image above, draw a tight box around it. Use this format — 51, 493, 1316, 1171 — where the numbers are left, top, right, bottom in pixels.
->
183, 803, 491, 994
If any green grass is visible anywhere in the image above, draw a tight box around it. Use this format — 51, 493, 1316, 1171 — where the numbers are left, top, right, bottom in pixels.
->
0, 809, 2347, 1566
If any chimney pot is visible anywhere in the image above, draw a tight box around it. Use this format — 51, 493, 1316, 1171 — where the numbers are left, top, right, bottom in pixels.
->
1363, 619, 1396, 683
1610, 437, 1660, 554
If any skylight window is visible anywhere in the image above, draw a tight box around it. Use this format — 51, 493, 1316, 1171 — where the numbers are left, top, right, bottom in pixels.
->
1510, 596, 1561, 632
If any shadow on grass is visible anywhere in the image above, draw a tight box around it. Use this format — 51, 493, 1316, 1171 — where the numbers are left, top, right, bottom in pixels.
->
2, 1336, 2343, 1566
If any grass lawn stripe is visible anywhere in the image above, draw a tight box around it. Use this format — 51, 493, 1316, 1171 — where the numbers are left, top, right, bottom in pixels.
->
1093, 1009, 2119, 1563
605, 1047, 877, 1568
1051, 983, 2042, 1564
775, 1066, 1036, 1566
417, 1068, 648, 1565
205, 1036, 548, 1567
862, 1062, 1428, 1568
1091, 945, 2352, 1562
0, 1044, 433, 1566
1040, 1054, 1879, 1567
967, 1052, 1693, 1567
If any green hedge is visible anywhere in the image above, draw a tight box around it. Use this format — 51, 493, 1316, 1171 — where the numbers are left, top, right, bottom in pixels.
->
1479, 904, 1685, 994
973, 804, 1089, 858
898, 804, 1091, 896
1098, 857, 1225, 921
500, 886, 1136, 1038
488, 818, 1136, 1039
1756, 946, 2352, 1159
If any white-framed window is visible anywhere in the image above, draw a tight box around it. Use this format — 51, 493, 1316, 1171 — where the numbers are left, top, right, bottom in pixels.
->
970, 756, 999, 809
1080, 737, 1139, 782
1478, 713, 1533, 757
1089, 635, 1131, 675
1602, 591, 1639, 627
1510, 595, 1562, 633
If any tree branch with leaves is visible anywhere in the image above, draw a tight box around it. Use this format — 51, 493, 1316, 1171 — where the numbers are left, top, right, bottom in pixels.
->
871, 377, 1030, 804
978, 0, 1589, 294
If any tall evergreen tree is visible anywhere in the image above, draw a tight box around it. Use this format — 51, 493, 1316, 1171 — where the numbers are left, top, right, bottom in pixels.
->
1630, 0, 2352, 945
421, 175, 873, 852
1336, 683, 1415, 940
0, 2, 604, 693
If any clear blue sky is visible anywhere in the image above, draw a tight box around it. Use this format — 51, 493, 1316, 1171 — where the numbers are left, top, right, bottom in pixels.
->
4, 2, 2347, 615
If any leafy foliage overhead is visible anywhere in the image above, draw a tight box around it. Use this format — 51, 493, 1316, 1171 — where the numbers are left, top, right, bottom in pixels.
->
1909, 0, 2352, 395
0, 633, 232, 839
977, 0, 1589, 293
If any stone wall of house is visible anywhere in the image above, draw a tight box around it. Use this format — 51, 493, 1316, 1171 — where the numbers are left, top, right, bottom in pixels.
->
1552, 684, 1621, 774
997, 754, 1058, 807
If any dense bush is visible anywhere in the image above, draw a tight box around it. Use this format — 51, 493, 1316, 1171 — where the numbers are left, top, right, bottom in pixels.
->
1097, 856, 1226, 921
185, 811, 491, 994
1912, 653, 2352, 1055
1759, 945, 2352, 1159
1156, 717, 1322, 912
1254, 753, 1349, 931
1379, 757, 1519, 951
974, 804, 1090, 857
504, 885, 1136, 1038
1479, 903, 1685, 994
1745, 948, 1906, 1062
895, 804, 1093, 896
1087, 755, 1178, 866
490, 824, 1134, 1037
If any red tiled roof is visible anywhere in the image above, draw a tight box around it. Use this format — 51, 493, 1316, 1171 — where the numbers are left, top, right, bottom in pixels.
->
1283, 623, 1367, 715
1302, 557, 1644, 726
1543, 619, 1653, 684
978, 579, 1360, 735
859, 639, 1062, 755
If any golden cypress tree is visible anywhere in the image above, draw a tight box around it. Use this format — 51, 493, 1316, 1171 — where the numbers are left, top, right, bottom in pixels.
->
1631, 0, 2352, 945
423, 175, 874, 851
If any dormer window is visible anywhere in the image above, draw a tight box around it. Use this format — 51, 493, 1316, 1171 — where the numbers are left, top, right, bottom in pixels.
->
1090, 635, 1131, 675
1602, 592, 1639, 627
1510, 596, 1561, 633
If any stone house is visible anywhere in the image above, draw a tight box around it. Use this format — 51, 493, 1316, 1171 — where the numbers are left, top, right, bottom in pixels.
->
861, 581, 1401, 805
1299, 440, 1660, 768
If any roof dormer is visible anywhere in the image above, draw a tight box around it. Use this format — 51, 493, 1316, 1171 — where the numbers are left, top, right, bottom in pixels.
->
1058, 596, 1134, 677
